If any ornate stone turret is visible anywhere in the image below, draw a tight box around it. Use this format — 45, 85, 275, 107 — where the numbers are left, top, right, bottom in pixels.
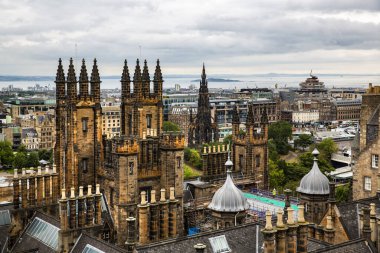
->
90, 58, 101, 103
153, 59, 163, 98
79, 59, 89, 98
121, 60, 131, 100
66, 58, 77, 103
232, 105, 240, 136
133, 59, 142, 100
142, 59, 150, 98
55, 58, 65, 100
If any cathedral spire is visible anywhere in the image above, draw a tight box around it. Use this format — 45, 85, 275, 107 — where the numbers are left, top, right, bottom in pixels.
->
133, 59, 142, 99
200, 63, 207, 87
121, 59, 131, 99
142, 59, 150, 98
55, 58, 65, 100
79, 59, 89, 97
90, 58, 101, 103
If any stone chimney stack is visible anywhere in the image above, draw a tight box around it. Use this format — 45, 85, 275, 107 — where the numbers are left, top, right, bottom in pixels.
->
169, 187, 178, 238
13, 169, 20, 209
297, 205, 308, 253
324, 216, 335, 244
29, 174, 36, 207
94, 184, 102, 224
21, 168, 28, 208
69, 187, 77, 229
150, 190, 159, 242
86, 185, 94, 226
36, 167, 44, 206
138, 191, 149, 244
77, 186, 86, 228
286, 207, 298, 253
362, 206, 372, 241
262, 210, 276, 253
125, 217, 136, 253
283, 189, 292, 222
51, 164, 59, 203
370, 203, 377, 243
44, 166, 51, 205
59, 189, 69, 230
276, 209, 287, 253
159, 188, 169, 240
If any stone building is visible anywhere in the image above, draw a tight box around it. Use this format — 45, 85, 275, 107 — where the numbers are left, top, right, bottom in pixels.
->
21, 127, 39, 150
333, 99, 361, 121
232, 104, 269, 189
188, 65, 219, 147
168, 105, 197, 146
353, 84, 380, 200
35, 114, 55, 150
101, 59, 184, 246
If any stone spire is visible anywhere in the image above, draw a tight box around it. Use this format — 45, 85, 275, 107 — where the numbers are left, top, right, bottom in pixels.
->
66, 58, 77, 102
121, 59, 131, 99
246, 103, 254, 125
133, 59, 142, 99
153, 59, 163, 97
55, 58, 65, 100
90, 58, 101, 103
201, 63, 206, 86
79, 59, 89, 97
142, 59, 150, 98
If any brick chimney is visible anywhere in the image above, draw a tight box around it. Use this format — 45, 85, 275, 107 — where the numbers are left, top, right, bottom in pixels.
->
297, 205, 308, 253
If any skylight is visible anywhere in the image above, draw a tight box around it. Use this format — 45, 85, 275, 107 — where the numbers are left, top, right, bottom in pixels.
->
0, 210, 11, 226
25, 217, 60, 250
209, 235, 231, 253
82, 244, 105, 253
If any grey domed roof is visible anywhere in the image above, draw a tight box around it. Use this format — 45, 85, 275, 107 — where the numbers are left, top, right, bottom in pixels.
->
297, 149, 330, 195
208, 156, 249, 212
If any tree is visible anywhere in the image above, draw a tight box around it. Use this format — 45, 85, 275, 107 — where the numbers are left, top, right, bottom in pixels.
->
269, 160, 286, 190
27, 152, 40, 168
268, 121, 292, 155
13, 152, 27, 169
298, 152, 334, 174
268, 139, 279, 161
162, 121, 181, 132
315, 138, 338, 162
184, 148, 202, 169
0, 141, 14, 166
336, 184, 350, 203
223, 134, 232, 145
294, 134, 313, 151
17, 144, 27, 154
38, 149, 53, 161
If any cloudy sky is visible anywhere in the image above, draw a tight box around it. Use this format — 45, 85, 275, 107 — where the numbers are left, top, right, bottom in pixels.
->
0, 0, 379, 76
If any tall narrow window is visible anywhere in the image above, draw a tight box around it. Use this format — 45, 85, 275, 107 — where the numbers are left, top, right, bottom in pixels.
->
82, 158, 88, 173
255, 155, 261, 168
128, 114, 132, 135
177, 157, 181, 169
146, 114, 152, 129
129, 161, 134, 175
239, 154, 244, 171
82, 118, 88, 132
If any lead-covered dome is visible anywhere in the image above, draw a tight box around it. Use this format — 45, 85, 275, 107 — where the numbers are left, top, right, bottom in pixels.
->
208, 155, 249, 212
297, 149, 330, 195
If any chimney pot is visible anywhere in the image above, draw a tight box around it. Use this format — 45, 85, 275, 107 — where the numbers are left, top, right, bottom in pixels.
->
141, 191, 147, 205
14, 169, 18, 178
298, 205, 305, 223
276, 209, 284, 227
265, 210, 273, 230
169, 187, 175, 200
61, 189, 66, 200
287, 207, 295, 225
70, 187, 75, 198
79, 186, 84, 197
151, 190, 156, 203
96, 184, 101, 195
160, 188, 166, 201
88, 185, 92, 195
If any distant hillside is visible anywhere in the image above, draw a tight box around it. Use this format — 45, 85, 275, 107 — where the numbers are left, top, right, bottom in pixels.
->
0, 76, 54, 82
191, 78, 241, 82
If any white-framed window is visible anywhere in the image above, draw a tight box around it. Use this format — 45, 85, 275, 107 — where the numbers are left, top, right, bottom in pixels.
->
364, 176, 371, 191
372, 154, 379, 168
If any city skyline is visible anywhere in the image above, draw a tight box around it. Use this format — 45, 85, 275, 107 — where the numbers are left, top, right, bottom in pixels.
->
0, 0, 379, 76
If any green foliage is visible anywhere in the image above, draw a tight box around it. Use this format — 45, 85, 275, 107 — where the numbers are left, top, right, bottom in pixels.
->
314, 138, 338, 161
336, 184, 350, 203
223, 134, 232, 145
13, 152, 27, 169
294, 134, 313, 150
17, 144, 27, 154
184, 164, 201, 180
0, 141, 14, 166
268, 121, 292, 155
269, 160, 285, 191
298, 152, 334, 175
268, 139, 279, 161
184, 148, 202, 169
162, 121, 181, 132
27, 152, 40, 168
38, 149, 53, 162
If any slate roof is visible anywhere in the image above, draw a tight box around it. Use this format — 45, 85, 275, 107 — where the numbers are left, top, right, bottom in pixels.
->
0, 203, 13, 252
71, 233, 126, 253
136, 222, 264, 253
309, 238, 375, 253
307, 238, 330, 252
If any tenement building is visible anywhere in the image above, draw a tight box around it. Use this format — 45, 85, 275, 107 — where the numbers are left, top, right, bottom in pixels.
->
353, 83, 380, 200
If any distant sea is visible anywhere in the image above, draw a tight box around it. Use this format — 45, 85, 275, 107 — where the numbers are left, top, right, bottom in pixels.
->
1, 74, 379, 90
